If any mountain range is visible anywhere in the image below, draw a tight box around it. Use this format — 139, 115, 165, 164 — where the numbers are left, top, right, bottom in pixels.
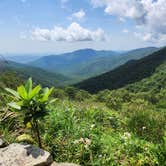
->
76, 47, 166, 93
1, 47, 161, 88
29, 47, 158, 80
6, 55, 42, 64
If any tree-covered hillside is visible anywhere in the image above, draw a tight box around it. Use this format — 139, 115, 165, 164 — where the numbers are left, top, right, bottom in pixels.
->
30, 47, 158, 79
0, 60, 70, 87
0, 70, 166, 165
29, 49, 118, 76
76, 47, 166, 93
125, 61, 166, 93
0, 47, 166, 166
74, 47, 158, 78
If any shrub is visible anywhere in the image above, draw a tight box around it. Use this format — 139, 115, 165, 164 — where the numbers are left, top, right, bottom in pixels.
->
100, 133, 159, 166
65, 87, 77, 100
95, 89, 110, 102
5, 78, 54, 147
127, 109, 166, 143
105, 96, 122, 110
53, 88, 66, 100
75, 90, 91, 101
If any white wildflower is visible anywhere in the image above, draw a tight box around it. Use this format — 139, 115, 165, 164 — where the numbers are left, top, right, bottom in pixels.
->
122, 132, 131, 140
142, 126, 146, 130
91, 124, 95, 129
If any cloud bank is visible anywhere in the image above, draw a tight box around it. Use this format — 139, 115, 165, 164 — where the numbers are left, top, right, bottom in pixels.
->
31, 22, 106, 42
91, 0, 166, 43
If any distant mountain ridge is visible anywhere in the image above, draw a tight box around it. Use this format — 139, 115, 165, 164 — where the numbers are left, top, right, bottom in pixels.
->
29, 47, 158, 80
1, 60, 70, 87
29, 49, 118, 75
75, 47, 166, 93
5, 55, 42, 64
73, 47, 159, 78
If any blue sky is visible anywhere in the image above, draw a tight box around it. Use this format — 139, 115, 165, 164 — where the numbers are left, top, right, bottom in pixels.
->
0, 0, 165, 54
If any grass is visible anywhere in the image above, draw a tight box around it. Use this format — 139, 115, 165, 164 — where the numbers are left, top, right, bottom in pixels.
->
0, 77, 166, 165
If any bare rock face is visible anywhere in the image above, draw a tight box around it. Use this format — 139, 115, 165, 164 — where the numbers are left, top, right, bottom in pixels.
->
0, 143, 53, 166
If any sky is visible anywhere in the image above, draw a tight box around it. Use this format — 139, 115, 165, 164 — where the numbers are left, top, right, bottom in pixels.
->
0, 0, 166, 54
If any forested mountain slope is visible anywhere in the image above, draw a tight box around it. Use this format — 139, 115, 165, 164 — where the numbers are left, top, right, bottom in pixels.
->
76, 47, 166, 93
30, 47, 158, 79
74, 47, 158, 78
0, 60, 70, 87
29, 49, 118, 76
125, 61, 166, 93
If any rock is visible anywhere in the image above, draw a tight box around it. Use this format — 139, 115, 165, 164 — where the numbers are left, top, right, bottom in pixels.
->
0, 143, 53, 166
0, 138, 6, 148
51, 162, 80, 166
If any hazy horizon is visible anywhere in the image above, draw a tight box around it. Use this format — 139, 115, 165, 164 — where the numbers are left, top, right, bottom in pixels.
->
0, 0, 165, 54
2, 45, 163, 57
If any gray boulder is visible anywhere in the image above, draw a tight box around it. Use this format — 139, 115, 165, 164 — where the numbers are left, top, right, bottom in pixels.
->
0, 138, 6, 148
0, 143, 53, 166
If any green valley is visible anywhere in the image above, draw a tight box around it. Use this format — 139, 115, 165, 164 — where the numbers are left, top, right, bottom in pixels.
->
29, 47, 158, 79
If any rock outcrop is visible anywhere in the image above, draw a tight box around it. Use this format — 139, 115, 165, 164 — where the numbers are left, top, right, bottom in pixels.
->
0, 143, 53, 166
0, 142, 80, 166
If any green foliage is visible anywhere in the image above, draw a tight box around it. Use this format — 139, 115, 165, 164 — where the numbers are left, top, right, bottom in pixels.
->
64, 87, 91, 101
100, 133, 159, 166
65, 87, 77, 100
43, 101, 116, 165
16, 134, 34, 144
5, 78, 54, 147
1, 60, 70, 87
53, 88, 67, 100
94, 89, 110, 102
127, 109, 166, 143
105, 96, 122, 110
76, 47, 166, 93
1, 52, 166, 165
41, 99, 165, 165
74, 90, 91, 101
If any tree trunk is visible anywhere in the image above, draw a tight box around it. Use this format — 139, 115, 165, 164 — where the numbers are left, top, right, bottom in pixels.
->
34, 121, 42, 148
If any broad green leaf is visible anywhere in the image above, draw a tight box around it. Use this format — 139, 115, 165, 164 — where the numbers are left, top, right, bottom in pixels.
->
17, 101, 24, 107
16, 134, 34, 144
25, 77, 32, 95
8, 102, 21, 110
26, 122, 32, 129
49, 98, 57, 104
5, 88, 20, 99
43, 87, 49, 95
40, 87, 54, 102
17, 85, 28, 99
29, 85, 41, 99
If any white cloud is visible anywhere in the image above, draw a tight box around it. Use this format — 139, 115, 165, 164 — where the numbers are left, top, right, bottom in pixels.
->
123, 29, 129, 33
134, 32, 153, 42
70, 9, 86, 20
31, 22, 106, 42
119, 17, 126, 22
90, 0, 166, 43
104, 0, 146, 20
